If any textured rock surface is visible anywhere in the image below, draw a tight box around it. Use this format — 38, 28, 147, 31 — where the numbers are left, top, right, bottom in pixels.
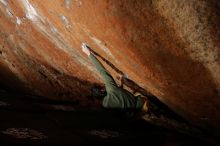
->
0, 0, 219, 134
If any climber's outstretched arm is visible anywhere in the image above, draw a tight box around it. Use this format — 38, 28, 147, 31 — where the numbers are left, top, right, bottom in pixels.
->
82, 43, 117, 92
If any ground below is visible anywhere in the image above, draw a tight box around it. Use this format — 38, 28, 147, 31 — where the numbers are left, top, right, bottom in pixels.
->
0, 89, 215, 146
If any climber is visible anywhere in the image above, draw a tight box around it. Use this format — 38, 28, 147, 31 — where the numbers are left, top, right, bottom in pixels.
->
81, 43, 149, 115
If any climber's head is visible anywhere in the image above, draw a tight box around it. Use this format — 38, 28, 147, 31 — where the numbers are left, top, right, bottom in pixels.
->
91, 85, 106, 100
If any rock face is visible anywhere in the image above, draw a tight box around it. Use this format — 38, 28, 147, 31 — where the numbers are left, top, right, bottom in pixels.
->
0, 0, 219, 134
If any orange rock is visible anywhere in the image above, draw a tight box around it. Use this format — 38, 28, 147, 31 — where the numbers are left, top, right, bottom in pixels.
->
0, 0, 219, 135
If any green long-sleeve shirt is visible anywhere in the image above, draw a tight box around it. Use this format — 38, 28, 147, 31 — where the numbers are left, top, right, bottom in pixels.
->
89, 53, 143, 109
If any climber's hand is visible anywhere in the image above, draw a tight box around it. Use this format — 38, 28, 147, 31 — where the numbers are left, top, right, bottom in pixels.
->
82, 43, 91, 56
116, 74, 124, 87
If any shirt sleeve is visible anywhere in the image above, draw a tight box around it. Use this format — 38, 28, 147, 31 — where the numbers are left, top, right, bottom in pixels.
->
89, 53, 117, 92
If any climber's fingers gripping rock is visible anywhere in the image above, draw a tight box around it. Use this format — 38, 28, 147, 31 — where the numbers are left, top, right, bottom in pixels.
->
82, 43, 91, 56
